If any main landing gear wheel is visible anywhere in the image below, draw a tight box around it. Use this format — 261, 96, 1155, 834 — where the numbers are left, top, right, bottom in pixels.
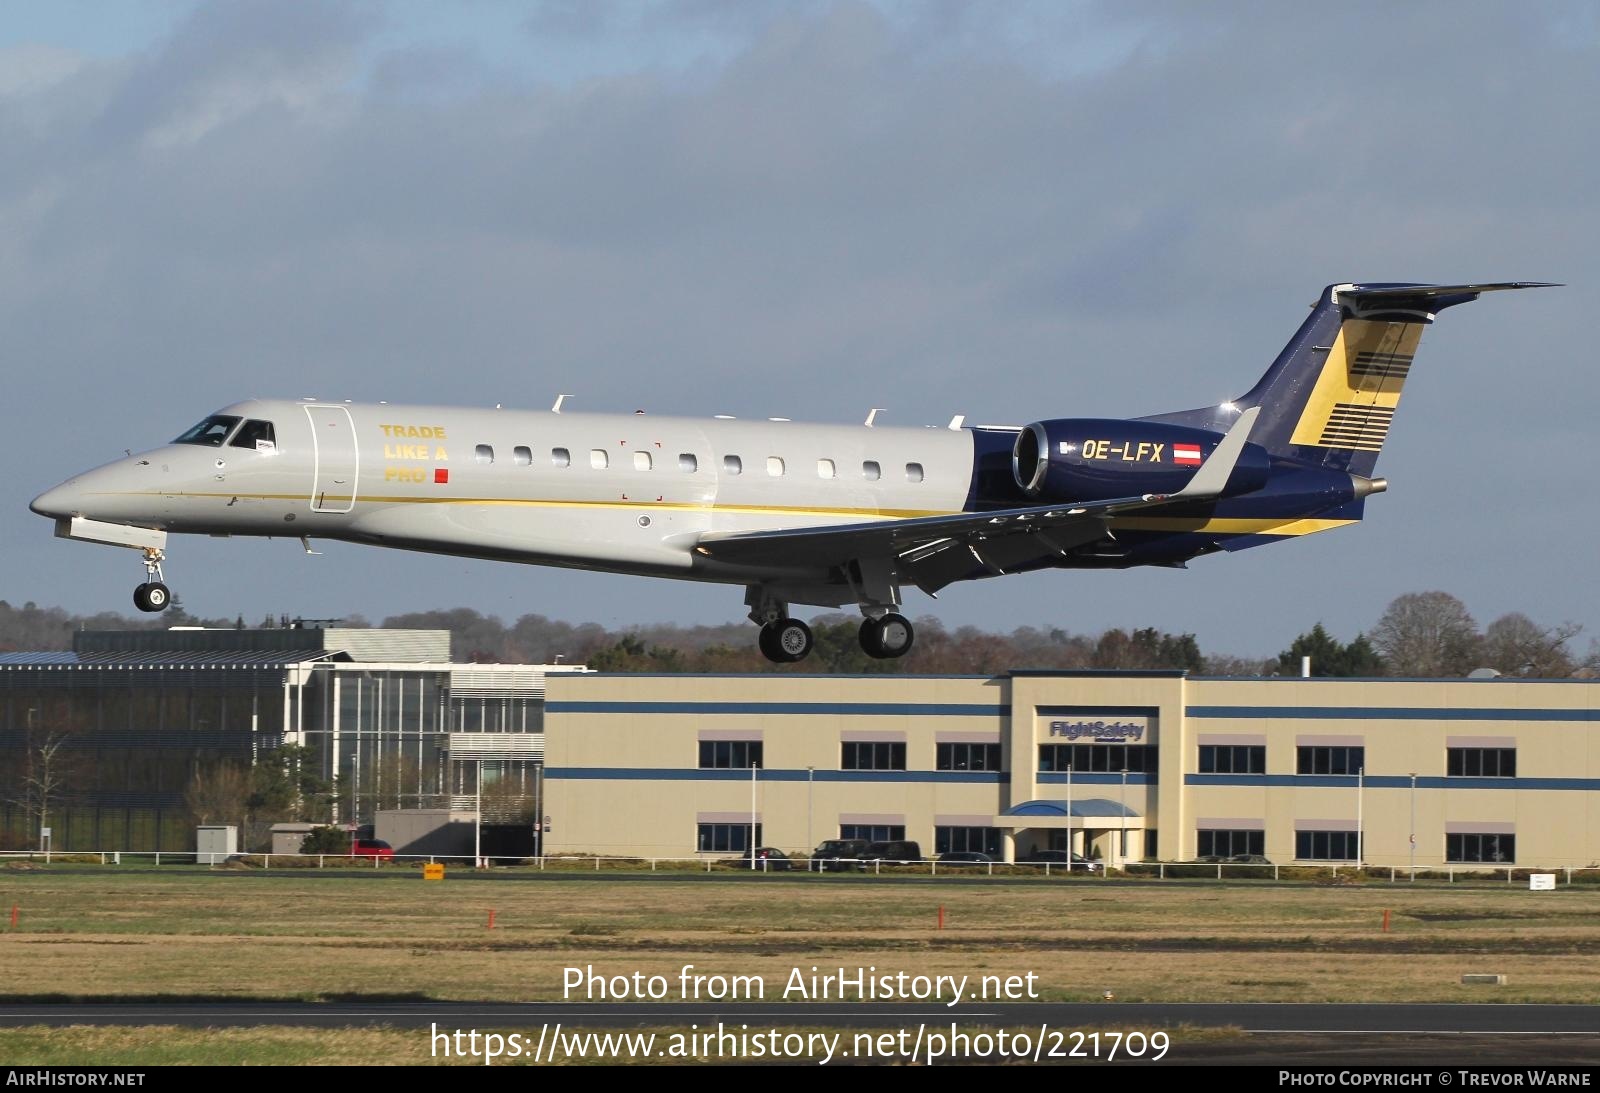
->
859, 613, 914, 659
133, 581, 171, 613
758, 618, 814, 663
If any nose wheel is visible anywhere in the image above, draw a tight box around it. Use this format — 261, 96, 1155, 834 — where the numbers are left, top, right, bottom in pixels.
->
134, 582, 171, 613
132, 547, 172, 614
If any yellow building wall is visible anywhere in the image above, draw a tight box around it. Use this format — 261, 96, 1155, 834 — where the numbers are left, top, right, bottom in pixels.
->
544, 671, 1600, 867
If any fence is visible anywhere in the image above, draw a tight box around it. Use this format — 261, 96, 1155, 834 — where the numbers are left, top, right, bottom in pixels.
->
1, 849, 1594, 884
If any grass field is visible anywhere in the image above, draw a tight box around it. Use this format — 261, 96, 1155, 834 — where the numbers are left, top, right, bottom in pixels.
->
2, 866, 1596, 1063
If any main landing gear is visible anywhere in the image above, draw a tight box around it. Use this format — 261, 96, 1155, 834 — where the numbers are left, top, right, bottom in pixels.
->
859, 613, 915, 660
747, 586, 814, 663
757, 617, 814, 663
132, 547, 172, 614
746, 586, 915, 664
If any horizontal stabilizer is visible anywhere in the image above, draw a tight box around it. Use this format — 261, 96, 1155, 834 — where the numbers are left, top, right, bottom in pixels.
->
1337, 282, 1559, 318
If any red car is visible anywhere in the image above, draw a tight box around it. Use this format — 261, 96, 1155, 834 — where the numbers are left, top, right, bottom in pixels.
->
350, 838, 395, 859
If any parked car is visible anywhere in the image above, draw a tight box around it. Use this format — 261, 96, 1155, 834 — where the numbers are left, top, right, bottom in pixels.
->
727, 846, 793, 871
350, 838, 395, 859
1023, 849, 1102, 872
862, 840, 923, 863
1228, 854, 1273, 865
808, 839, 868, 871
937, 851, 994, 865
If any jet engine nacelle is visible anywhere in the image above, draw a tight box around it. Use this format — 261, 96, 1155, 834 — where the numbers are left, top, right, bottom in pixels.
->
1012, 418, 1271, 501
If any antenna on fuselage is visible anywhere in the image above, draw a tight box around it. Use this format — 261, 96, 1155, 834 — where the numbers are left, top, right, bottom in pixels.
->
552, 394, 572, 413
864, 408, 885, 427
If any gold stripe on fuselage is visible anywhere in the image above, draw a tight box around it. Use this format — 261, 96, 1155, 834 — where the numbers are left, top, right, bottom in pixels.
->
106, 490, 1354, 538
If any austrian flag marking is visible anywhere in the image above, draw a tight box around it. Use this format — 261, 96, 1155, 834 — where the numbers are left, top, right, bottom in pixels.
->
1173, 443, 1202, 466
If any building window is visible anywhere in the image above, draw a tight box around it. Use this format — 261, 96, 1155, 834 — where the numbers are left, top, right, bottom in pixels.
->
512, 446, 532, 466
1295, 831, 1361, 861
679, 453, 698, 473
841, 824, 904, 842
698, 823, 761, 853
1038, 744, 1159, 774
1145, 829, 1160, 859
1296, 746, 1365, 776
552, 448, 570, 467
841, 741, 906, 770
1197, 830, 1264, 858
936, 742, 1002, 771
723, 455, 742, 475
817, 458, 835, 479
698, 740, 763, 769
935, 826, 1001, 856
475, 444, 494, 464
1447, 748, 1516, 778
862, 460, 881, 481
633, 451, 652, 471
905, 462, 924, 482
1198, 745, 1266, 774
1446, 832, 1515, 863
767, 456, 785, 476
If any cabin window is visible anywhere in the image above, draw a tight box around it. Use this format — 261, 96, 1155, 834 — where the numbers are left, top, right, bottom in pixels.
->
475, 444, 494, 465
513, 446, 532, 466
767, 456, 785, 477
679, 453, 698, 473
817, 458, 835, 479
173, 415, 241, 447
723, 455, 742, 475
862, 460, 881, 481
590, 449, 609, 470
552, 448, 570, 468
230, 419, 276, 452
905, 462, 924, 483
633, 451, 652, 471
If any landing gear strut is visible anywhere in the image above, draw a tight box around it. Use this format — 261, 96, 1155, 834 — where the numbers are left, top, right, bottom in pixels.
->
132, 547, 171, 614
859, 613, 914, 659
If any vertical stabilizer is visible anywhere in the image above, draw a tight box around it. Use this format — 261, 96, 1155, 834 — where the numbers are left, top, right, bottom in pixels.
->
1144, 282, 1554, 477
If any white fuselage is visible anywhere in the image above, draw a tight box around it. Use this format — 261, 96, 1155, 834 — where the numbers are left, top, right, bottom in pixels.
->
37, 398, 983, 595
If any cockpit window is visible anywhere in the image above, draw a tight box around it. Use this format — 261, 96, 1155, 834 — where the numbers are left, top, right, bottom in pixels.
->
230, 420, 277, 451
173, 415, 241, 447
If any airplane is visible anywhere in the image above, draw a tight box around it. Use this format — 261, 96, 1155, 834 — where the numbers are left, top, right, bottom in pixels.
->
30, 281, 1551, 664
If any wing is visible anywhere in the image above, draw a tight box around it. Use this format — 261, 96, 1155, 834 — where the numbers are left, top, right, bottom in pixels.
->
694, 408, 1259, 588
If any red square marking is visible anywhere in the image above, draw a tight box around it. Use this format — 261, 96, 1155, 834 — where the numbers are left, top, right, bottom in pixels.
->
434, 468, 449, 484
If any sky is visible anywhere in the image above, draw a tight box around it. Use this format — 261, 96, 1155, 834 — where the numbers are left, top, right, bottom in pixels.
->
1, 0, 1596, 658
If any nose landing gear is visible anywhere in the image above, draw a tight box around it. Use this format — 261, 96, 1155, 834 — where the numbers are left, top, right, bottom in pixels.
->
132, 547, 172, 614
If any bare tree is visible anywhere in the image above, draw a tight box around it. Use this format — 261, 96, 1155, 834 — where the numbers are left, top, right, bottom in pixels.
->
6, 729, 80, 850
1370, 591, 1482, 677
184, 763, 250, 826
1481, 613, 1581, 678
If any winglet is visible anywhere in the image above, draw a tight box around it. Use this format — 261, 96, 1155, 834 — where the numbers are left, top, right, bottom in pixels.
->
1173, 406, 1260, 499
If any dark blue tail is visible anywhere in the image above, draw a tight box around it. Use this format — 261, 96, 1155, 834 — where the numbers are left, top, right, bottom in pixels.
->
1142, 282, 1553, 478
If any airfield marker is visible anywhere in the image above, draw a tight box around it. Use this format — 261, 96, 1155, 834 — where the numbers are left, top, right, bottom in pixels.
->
488, 909, 496, 930
1382, 909, 1391, 932
8, 905, 15, 929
